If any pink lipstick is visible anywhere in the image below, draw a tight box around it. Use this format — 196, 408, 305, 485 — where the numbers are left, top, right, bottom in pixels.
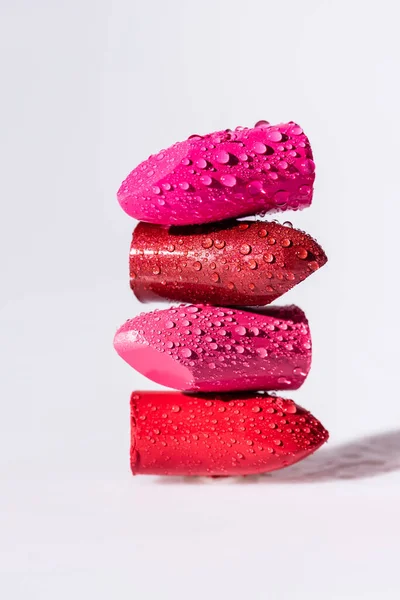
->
118, 122, 314, 226
114, 304, 311, 393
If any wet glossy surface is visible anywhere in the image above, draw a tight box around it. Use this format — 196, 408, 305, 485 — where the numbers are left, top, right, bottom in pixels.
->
130, 220, 327, 306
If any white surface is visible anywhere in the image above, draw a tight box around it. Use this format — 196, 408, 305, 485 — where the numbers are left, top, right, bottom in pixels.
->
1, 1, 399, 598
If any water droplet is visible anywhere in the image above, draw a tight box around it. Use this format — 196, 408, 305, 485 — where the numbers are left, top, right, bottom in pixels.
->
281, 238, 291, 247
291, 125, 303, 135
258, 228, 268, 238
165, 320, 175, 329
208, 362, 216, 369
283, 221, 293, 228
202, 238, 213, 249
278, 160, 288, 170
267, 130, 282, 142
161, 183, 171, 191
274, 191, 289, 205
167, 244, 175, 252
263, 252, 275, 263
180, 348, 192, 358
238, 223, 249, 230
299, 185, 312, 196
296, 247, 308, 260
196, 158, 207, 169
253, 141, 267, 154
298, 159, 315, 174
227, 281, 235, 290
239, 153, 248, 161
193, 261, 202, 271
200, 175, 212, 186
181, 157, 191, 165
214, 240, 225, 249
248, 259, 258, 270
179, 182, 190, 190
308, 261, 319, 271
187, 306, 199, 313
214, 150, 230, 164
211, 272, 220, 282
256, 348, 268, 358
274, 439, 283, 446
220, 174, 237, 187
152, 186, 161, 194
247, 180, 264, 195
235, 345, 245, 354
166, 341, 174, 349
255, 120, 270, 128
152, 266, 161, 275
240, 244, 251, 255
252, 406, 261, 413
235, 326, 247, 336
293, 367, 306, 376
171, 405, 181, 413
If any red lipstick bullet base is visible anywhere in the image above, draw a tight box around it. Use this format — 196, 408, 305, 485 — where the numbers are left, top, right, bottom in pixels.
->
130, 220, 327, 306
131, 391, 328, 476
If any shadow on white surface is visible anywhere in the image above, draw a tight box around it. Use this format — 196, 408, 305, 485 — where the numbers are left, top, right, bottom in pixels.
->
156, 430, 400, 484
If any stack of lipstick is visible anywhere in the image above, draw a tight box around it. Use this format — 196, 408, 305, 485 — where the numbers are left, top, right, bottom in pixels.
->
114, 121, 329, 477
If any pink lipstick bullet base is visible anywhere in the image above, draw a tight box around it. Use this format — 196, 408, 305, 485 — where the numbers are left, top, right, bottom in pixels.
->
114, 304, 311, 392
118, 122, 315, 226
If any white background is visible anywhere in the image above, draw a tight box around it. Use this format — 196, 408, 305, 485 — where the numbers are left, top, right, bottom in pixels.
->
1, 1, 399, 598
